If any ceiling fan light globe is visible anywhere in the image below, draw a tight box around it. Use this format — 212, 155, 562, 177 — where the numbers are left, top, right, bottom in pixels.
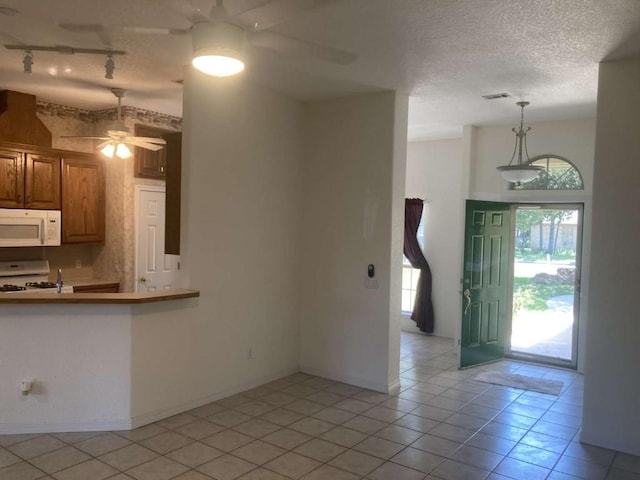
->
191, 22, 245, 77
115, 143, 132, 159
192, 53, 245, 76
496, 165, 543, 183
100, 143, 116, 158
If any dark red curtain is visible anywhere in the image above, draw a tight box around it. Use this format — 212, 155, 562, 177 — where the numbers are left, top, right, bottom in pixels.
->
404, 198, 435, 333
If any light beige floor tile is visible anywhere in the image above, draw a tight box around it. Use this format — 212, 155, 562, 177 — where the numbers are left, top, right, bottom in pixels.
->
300, 464, 360, 480
170, 471, 214, 480
288, 418, 335, 437
604, 468, 640, 480
431, 459, 490, 480
234, 401, 277, 417
174, 419, 225, 440
301, 377, 337, 390
353, 436, 405, 460
166, 441, 224, 468
341, 415, 388, 435
98, 444, 158, 471
411, 433, 461, 457
264, 452, 321, 479
197, 454, 257, 480
30, 446, 91, 474
115, 424, 168, 442
0, 434, 42, 448
564, 441, 616, 467
332, 399, 372, 415
508, 443, 559, 469
450, 444, 504, 471
429, 423, 476, 443
201, 430, 254, 452
393, 414, 440, 433
238, 467, 289, 479
614, 453, 640, 474
311, 407, 356, 425
125, 456, 189, 480
328, 449, 383, 476
261, 392, 298, 407
232, 419, 280, 439
232, 440, 286, 465
367, 461, 426, 480
494, 457, 550, 480
215, 394, 252, 409
208, 411, 253, 429
75, 432, 132, 457
374, 424, 424, 445
519, 430, 570, 453
259, 408, 305, 427
411, 404, 454, 422
0, 448, 21, 469
554, 455, 609, 480
0, 460, 46, 480
390, 447, 445, 474
319, 427, 368, 448
480, 421, 528, 442
52, 459, 118, 480
326, 384, 363, 397
187, 402, 227, 419
139, 431, 193, 455
362, 406, 406, 423
293, 438, 345, 463
280, 384, 318, 398
262, 429, 312, 450
8, 435, 66, 459
156, 414, 198, 430
444, 412, 490, 430
305, 391, 346, 406
285, 400, 326, 416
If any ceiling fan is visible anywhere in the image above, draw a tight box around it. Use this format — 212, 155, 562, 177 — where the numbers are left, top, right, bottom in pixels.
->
61, 88, 166, 159
60, 0, 358, 76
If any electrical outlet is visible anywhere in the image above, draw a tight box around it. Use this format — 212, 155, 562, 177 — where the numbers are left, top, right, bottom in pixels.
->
75, 259, 82, 269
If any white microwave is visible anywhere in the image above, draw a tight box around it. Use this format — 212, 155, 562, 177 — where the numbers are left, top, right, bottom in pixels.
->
0, 209, 61, 247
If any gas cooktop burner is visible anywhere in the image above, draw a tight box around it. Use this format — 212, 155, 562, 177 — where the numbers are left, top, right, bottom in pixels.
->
0, 284, 26, 292
25, 281, 57, 289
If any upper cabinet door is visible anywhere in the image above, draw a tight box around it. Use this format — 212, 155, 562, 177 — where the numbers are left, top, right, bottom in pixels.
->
61, 155, 105, 243
25, 153, 61, 209
0, 149, 24, 208
134, 124, 172, 179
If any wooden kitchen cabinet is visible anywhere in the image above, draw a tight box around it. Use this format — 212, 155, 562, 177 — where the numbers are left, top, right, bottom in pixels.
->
61, 155, 105, 244
0, 148, 61, 209
73, 282, 120, 293
134, 124, 173, 179
24, 153, 61, 209
164, 131, 182, 255
0, 149, 24, 208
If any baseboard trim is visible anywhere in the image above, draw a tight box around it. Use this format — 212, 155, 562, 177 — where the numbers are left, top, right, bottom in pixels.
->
1, 367, 299, 435
0, 418, 132, 435
299, 365, 398, 393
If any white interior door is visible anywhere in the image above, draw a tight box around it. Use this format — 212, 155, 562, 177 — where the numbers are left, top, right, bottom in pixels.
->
136, 187, 180, 292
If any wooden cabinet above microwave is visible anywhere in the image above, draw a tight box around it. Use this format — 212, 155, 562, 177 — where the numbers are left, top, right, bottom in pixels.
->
0, 148, 60, 209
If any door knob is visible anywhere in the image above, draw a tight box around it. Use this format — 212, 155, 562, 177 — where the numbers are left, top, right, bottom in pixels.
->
139, 277, 146, 283
463, 289, 471, 315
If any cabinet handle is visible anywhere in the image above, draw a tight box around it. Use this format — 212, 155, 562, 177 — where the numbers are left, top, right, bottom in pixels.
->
160, 166, 165, 173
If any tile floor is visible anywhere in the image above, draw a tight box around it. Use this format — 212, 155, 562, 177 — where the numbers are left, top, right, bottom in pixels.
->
1, 332, 639, 480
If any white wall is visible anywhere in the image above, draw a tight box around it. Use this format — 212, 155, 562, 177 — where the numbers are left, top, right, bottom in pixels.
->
581, 58, 640, 456
404, 138, 465, 339
176, 70, 304, 404
298, 92, 408, 392
0, 305, 131, 432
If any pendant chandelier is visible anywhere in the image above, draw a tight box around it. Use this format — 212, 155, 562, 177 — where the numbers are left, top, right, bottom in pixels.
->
496, 101, 544, 183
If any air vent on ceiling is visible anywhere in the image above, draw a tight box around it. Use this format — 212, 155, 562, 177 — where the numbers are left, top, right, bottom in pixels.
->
482, 92, 511, 100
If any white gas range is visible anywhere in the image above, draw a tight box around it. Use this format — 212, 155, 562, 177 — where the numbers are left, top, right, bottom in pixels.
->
0, 260, 73, 294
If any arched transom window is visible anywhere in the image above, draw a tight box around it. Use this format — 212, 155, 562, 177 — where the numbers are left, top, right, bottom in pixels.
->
513, 155, 584, 190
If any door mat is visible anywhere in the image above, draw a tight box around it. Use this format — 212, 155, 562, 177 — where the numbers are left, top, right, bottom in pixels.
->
473, 371, 563, 395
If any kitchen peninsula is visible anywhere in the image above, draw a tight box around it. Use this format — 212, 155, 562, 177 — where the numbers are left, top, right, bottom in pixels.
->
0, 289, 200, 434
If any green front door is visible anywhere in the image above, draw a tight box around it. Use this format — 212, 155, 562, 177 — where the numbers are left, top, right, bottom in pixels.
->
460, 200, 512, 368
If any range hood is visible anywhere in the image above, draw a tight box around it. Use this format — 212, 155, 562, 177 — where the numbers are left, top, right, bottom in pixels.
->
0, 90, 52, 147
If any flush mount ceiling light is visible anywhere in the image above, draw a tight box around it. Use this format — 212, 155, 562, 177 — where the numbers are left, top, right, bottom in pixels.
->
191, 22, 245, 77
496, 101, 544, 184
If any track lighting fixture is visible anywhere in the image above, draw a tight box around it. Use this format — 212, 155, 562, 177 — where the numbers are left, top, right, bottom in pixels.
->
23, 50, 33, 74
105, 55, 115, 79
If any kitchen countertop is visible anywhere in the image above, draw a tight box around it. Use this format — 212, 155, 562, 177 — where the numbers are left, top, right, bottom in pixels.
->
0, 289, 199, 304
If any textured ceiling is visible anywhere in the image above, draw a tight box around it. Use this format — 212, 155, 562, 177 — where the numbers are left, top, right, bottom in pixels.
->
1, 0, 640, 140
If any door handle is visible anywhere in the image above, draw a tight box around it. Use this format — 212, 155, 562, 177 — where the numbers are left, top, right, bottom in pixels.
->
463, 289, 471, 315
139, 277, 146, 283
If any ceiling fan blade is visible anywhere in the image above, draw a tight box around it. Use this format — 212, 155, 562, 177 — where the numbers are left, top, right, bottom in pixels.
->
126, 140, 165, 151
60, 136, 111, 140
161, 0, 209, 23
234, 0, 343, 31
128, 136, 168, 144
96, 140, 113, 149
60, 22, 188, 36
249, 31, 357, 65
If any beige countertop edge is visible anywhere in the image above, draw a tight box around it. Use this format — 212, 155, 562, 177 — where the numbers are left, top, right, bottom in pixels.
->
0, 289, 200, 304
